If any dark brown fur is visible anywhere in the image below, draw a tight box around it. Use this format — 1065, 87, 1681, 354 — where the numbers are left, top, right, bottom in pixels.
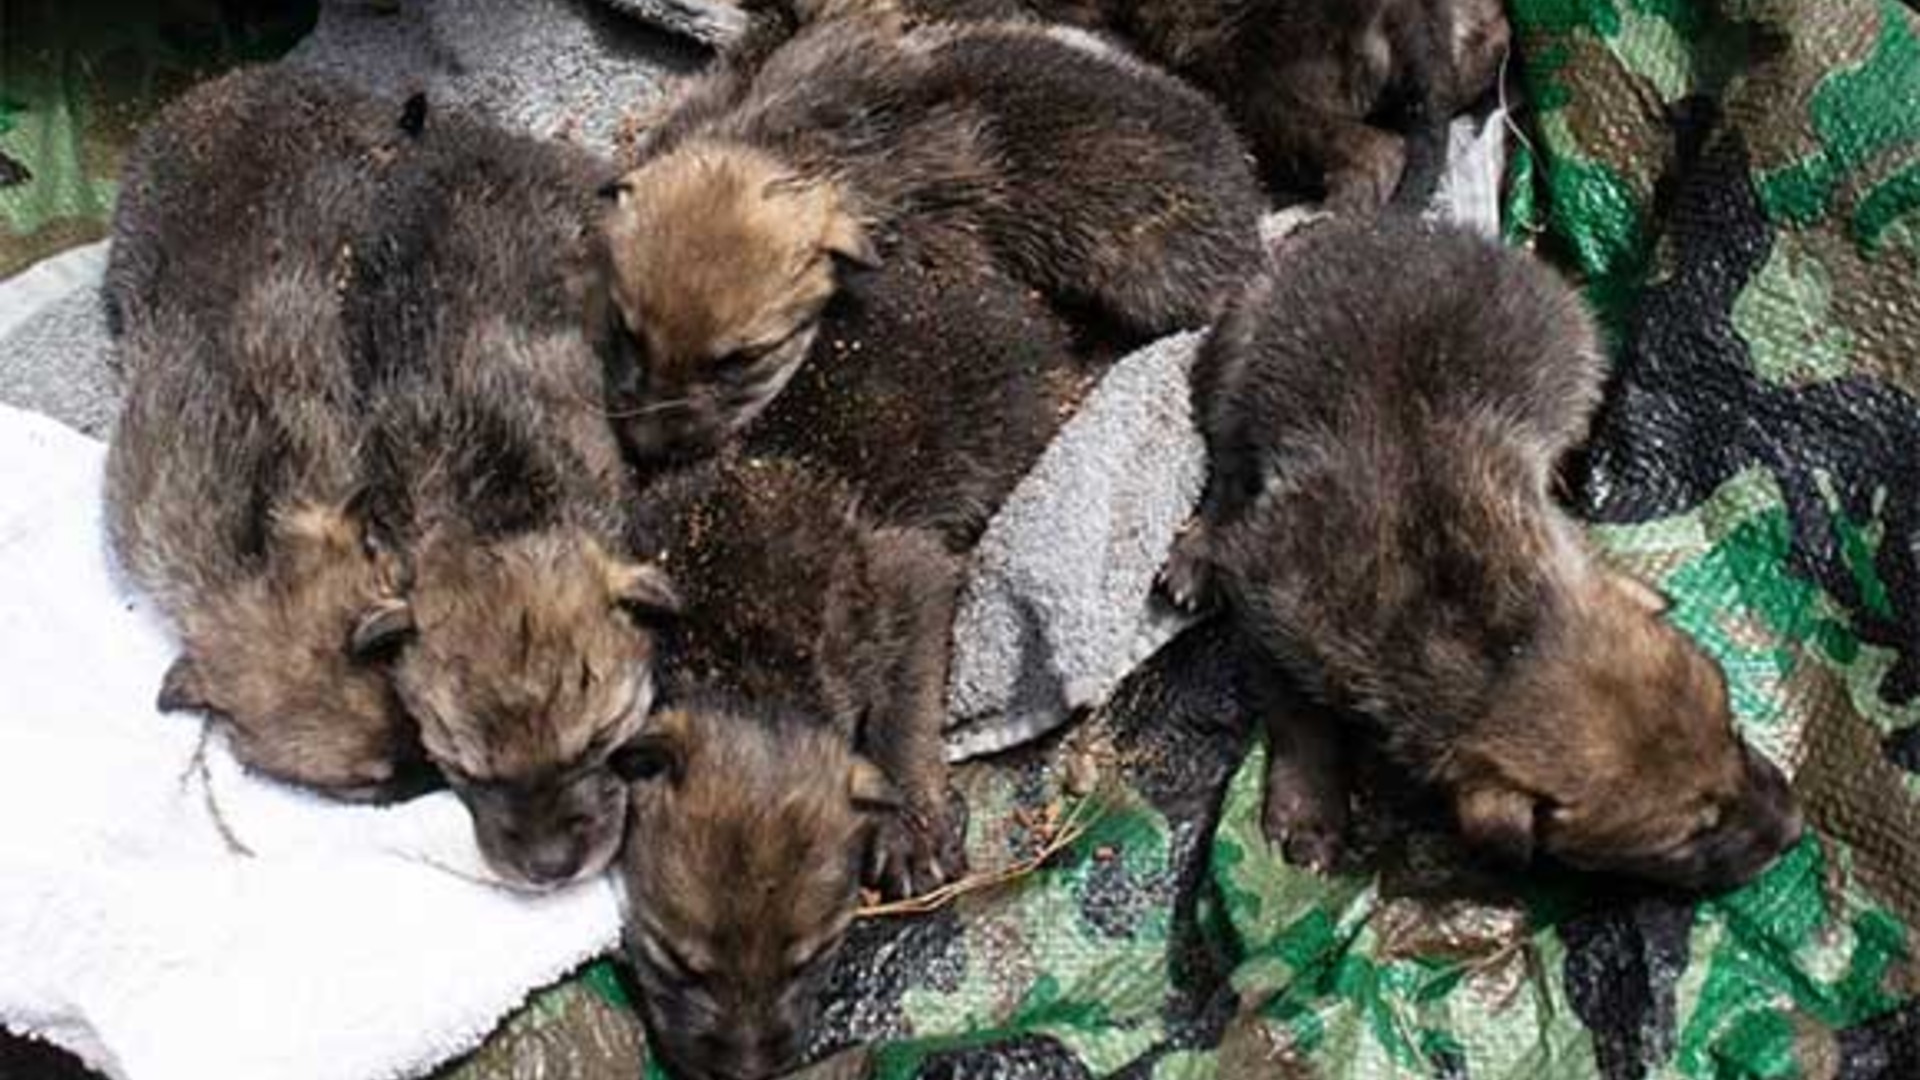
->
1166, 217, 1802, 891
599, 15, 1264, 480
742, 216, 1099, 548
615, 454, 961, 1079
861, 0, 1510, 210
103, 66, 429, 800
345, 103, 681, 888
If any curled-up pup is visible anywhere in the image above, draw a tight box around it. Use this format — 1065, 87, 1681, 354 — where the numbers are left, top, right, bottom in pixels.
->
1067, 0, 1510, 209
615, 454, 961, 1080
597, 14, 1264, 468
104, 66, 428, 800
345, 100, 680, 889
1164, 216, 1802, 891
809, 0, 1510, 210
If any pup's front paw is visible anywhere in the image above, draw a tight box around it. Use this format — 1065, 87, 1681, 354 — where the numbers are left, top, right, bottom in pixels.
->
1261, 779, 1347, 875
866, 799, 966, 901
1158, 521, 1218, 613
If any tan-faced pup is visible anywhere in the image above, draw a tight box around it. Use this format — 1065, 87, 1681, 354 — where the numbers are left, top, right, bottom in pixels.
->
615, 454, 961, 1080
859, 0, 1508, 210
344, 103, 681, 888
104, 67, 427, 800
1163, 216, 1802, 891
598, 14, 1264, 468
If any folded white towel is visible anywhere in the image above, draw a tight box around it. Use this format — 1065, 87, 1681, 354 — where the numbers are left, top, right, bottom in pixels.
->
0, 404, 623, 1080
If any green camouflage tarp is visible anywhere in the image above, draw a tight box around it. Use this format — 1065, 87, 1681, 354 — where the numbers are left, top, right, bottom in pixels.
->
5, 1, 1919, 1077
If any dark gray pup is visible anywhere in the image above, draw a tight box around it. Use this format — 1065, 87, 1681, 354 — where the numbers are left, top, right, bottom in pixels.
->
104, 66, 426, 801
614, 453, 961, 1080
1165, 216, 1802, 891
345, 101, 680, 889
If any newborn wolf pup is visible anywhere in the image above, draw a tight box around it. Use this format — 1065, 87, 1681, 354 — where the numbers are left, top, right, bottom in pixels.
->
346, 102, 679, 888
104, 67, 426, 800
1049, 0, 1511, 209
761, 0, 1509, 209
598, 14, 1264, 466
1165, 216, 1802, 891
615, 454, 961, 1080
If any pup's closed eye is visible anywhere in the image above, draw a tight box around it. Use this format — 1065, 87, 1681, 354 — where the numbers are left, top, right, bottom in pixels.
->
714, 325, 808, 379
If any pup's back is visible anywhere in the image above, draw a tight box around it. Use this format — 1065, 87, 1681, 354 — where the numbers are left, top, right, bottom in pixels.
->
626, 454, 957, 754
742, 219, 1092, 549
914, 19, 1267, 330
352, 112, 629, 551
1195, 216, 1602, 715
105, 65, 403, 338
104, 67, 422, 798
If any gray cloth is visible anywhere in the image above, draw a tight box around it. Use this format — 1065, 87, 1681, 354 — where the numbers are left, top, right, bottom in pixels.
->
0, 243, 114, 438
944, 332, 1207, 760
288, 0, 706, 153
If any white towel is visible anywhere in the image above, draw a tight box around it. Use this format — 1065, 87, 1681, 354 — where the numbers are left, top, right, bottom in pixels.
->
0, 404, 623, 1080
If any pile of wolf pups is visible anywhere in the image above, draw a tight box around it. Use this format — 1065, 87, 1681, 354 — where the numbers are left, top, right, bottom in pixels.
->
100, 0, 1804, 1076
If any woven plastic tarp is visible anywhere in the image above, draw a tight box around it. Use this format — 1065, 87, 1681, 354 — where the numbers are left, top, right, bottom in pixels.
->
5, 1, 1920, 1078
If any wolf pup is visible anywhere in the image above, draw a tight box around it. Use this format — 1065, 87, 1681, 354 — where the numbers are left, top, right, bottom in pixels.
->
104, 66, 426, 800
598, 14, 1264, 467
1164, 217, 1802, 891
1071, 0, 1509, 209
844, 0, 1510, 210
615, 454, 961, 1080
344, 103, 680, 888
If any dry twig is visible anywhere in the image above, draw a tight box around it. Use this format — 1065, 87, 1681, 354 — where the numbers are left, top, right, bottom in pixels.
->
856, 792, 1108, 919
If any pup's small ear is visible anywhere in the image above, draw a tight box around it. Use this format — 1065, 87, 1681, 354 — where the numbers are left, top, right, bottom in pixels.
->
848, 757, 904, 815
821, 210, 881, 270
349, 598, 416, 659
1455, 784, 1540, 866
1607, 571, 1671, 616
157, 655, 211, 714
398, 91, 429, 138
597, 177, 634, 206
610, 725, 687, 785
606, 560, 682, 621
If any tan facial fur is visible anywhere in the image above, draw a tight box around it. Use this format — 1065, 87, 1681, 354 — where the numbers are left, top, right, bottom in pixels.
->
1450, 572, 1803, 891
599, 142, 878, 461
391, 528, 680, 888
160, 502, 416, 800
617, 702, 901, 1080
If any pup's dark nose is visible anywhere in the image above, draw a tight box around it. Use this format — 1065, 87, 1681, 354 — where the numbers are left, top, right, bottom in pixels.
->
519, 837, 586, 885
708, 1024, 799, 1080
1687, 743, 1805, 893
